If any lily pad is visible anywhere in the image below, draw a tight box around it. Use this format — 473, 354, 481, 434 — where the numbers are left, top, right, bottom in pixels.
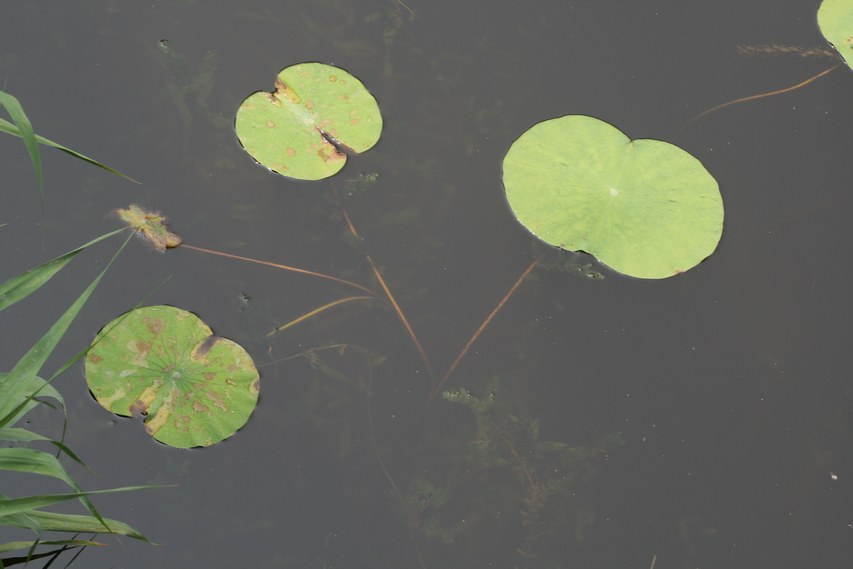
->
235, 62, 382, 181
818, 0, 853, 70
502, 115, 723, 279
116, 204, 182, 252
85, 306, 259, 448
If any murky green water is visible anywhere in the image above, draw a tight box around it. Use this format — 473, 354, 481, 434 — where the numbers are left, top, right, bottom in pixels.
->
2, 1, 852, 567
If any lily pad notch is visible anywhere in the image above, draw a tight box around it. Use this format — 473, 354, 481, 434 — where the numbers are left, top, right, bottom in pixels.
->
85, 305, 260, 448
502, 115, 724, 279
235, 62, 383, 181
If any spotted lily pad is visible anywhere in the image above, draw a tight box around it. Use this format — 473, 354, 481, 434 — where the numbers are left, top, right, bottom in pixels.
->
235, 62, 382, 181
818, 0, 853, 70
85, 306, 259, 448
502, 115, 723, 279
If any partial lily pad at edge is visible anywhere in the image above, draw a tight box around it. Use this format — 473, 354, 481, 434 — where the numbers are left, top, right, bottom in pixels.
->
818, 0, 853, 70
85, 306, 259, 448
502, 115, 723, 279
235, 62, 383, 181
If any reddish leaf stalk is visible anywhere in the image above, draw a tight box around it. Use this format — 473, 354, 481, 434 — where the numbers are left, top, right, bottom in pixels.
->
341, 209, 434, 379
431, 259, 538, 400
180, 243, 378, 297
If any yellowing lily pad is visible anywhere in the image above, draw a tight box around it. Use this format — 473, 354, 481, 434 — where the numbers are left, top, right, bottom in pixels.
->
502, 115, 723, 279
116, 204, 182, 252
235, 62, 383, 181
85, 306, 259, 448
818, 0, 853, 70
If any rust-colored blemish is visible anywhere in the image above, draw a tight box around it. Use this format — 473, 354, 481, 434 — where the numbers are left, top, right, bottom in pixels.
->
349, 118, 360, 125
193, 400, 209, 413
250, 379, 260, 393
328, 75, 337, 82
203, 372, 216, 382
143, 316, 165, 334
317, 144, 345, 162
266, 120, 275, 128
135, 339, 152, 355
286, 147, 296, 157
205, 389, 228, 412
88, 354, 103, 364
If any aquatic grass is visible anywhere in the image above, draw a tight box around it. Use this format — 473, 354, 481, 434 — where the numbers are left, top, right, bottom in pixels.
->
0, 229, 153, 565
0, 89, 138, 197
0, 228, 125, 312
0, 91, 41, 202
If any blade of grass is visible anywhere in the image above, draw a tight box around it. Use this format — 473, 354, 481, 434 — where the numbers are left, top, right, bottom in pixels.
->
3, 510, 145, 540
340, 208, 433, 379
0, 540, 103, 555
268, 295, 376, 337
0, 449, 84, 495
0, 91, 42, 204
0, 116, 139, 184
0, 486, 160, 518
0, 374, 63, 427
0, 228, 126, 312
1, 547, 85, 568
0, 232, 133, 426
431, 259, 538, 400
181, 243, 379, 297
0, 429, 90, 473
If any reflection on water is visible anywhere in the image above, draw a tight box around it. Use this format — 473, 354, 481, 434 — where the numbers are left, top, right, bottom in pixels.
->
2, 0, 853, 567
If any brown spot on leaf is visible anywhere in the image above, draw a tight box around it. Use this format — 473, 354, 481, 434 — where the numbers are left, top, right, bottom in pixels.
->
317, 144, 345, 163
203, 372, 216, 382
250, 379, 260, 393
88, 354, 103, 364
205, 389, 228, 412
286, 147, 297, 157
266, 120, 275, 128
193, 400, 209, 413
135, 340, 152, 355
143, 317, 165, 335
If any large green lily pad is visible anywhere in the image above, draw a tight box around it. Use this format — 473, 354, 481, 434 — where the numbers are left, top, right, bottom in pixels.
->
85, 306, 259, 448
818, 0, 853, 70
235, 62, 382, 181
502, 115, 723, 279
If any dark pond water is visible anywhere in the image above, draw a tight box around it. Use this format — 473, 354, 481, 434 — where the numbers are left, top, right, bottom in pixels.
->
2, 1, 853, 567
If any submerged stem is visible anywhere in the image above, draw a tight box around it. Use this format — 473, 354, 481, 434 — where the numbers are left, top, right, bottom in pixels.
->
431, 259, 538, 401
267, 295, 377, 337
180, 243, 378, 297
680, 63, 842, 133
340, 208, 434, 380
